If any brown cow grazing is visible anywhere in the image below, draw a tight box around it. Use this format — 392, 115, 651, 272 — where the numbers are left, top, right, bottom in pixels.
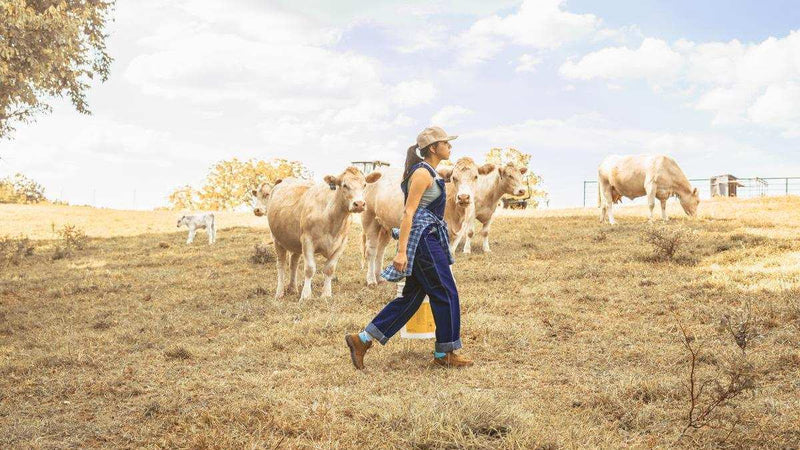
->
267, 168, 382, 299
598, 154, 700, 224
361, 158, 492, 286
251, 179, 282, 217
466, 163, 528, 253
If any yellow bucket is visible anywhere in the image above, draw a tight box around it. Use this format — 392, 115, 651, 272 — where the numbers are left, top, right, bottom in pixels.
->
397, 280, 436, 339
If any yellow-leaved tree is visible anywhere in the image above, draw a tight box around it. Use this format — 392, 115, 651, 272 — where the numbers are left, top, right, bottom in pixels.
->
168, 158, 310, 210
484, 148, 548, 208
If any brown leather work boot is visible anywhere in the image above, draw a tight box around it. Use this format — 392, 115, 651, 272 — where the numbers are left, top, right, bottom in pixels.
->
433, 351, 474, 368
345, 333, 373, 370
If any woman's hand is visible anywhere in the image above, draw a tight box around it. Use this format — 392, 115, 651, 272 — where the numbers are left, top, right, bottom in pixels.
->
393, 251, 408, 272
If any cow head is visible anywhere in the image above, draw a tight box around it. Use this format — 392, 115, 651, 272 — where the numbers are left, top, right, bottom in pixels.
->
680, 187, 701, 217
497, 163, 529, 197
439, 158, 494, 208
324, 167, 382, 213
176, 216, 188, 228
251, 179, 282, 217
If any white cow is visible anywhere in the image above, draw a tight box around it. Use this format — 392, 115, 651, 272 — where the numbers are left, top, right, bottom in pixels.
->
267, 168, 382, 300
361, 158, 492, 286
598, 154, 700, 224
177, 213, 216, 245
467, 163, 528, 253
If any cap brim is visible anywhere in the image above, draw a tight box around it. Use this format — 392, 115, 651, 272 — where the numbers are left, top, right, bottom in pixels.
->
442, 135, 458, 141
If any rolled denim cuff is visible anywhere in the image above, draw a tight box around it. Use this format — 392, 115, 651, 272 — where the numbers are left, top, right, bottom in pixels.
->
435, 338, 462, 353
365, 323, 389, 345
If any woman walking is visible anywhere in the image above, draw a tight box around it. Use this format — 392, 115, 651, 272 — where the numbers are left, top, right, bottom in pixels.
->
345, 126, 473, 369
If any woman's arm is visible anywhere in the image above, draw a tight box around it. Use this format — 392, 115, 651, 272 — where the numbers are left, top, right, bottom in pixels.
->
393, 168, 433, 272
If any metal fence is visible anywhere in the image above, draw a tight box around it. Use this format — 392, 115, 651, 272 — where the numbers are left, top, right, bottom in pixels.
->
582, 177, 800, 207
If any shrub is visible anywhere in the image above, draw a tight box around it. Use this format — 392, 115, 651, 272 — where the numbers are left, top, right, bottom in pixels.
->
0, 235, 35, 266
250, 243, 275, 264
642, 226, 694, 262
52, 224, 88, 260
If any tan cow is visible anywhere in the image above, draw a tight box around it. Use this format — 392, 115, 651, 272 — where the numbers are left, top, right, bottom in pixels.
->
465, 163, 528, 253
440, 157, 494, 255
361, 158, 492, 286
598, 154, 699, 224
267, 168, 381, 299
251, 179, 282, 217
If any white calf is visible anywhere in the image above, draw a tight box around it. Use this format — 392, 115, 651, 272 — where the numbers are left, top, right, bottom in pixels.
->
177, 213, 216, 245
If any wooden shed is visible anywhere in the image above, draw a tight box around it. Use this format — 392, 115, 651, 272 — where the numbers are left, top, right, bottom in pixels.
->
710, 174, 744, 197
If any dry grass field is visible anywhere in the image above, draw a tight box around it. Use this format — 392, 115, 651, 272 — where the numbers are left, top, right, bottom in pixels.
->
1, 198, 799, 448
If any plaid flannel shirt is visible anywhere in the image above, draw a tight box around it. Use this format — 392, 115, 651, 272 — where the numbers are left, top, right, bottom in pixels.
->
380, 207, 454, 282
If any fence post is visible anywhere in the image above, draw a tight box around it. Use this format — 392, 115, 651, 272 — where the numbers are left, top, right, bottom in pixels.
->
786, 178, 789, 195
583, 181, 586, 207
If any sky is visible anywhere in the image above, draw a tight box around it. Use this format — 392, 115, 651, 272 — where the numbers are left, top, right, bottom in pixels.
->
1, 0, 799, 209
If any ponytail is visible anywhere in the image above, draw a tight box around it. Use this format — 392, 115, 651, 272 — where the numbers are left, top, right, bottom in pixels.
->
403, 144, 432, 179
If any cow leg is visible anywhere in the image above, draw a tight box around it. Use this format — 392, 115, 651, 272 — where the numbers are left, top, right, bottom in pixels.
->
186, 226, 196, 244
274, 244, 288, 299
599, 178, 615, 225
450, 228, 464, 254
208, 224, 215, 245
287, 252, 301, 294
364, 224, 380, 287
374, 228, 391, 284
660, 197, 669, 221
463, 224, 472, 254
321, 243, 347, 298
646, 180, 657, 222
300, 236, 316, 300
480, 217, 494, 252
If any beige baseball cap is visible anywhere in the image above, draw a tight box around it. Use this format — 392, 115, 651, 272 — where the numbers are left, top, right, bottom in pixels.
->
416, 126, 458, 149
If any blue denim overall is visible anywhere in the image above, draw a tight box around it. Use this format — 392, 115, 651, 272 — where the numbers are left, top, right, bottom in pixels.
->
365, 162, 462, 353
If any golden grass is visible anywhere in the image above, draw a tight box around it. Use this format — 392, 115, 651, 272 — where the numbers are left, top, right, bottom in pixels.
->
1, 197, 799, 448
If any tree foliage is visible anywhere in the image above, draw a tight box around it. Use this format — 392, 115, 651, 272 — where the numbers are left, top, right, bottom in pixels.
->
168, 158, 310, 211
0, 172, 46, 203
0, 0, 115, 139
485, 147, 548, 207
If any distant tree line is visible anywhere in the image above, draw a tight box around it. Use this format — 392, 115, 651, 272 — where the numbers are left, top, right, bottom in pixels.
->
0, 172, 46, 204
168, 158, 310, 210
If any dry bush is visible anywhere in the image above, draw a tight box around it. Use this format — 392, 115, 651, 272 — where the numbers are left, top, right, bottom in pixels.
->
250, 243, 275, 264
52, 224, 88, 260
0, 234, 34, 266
675, 314, 759, 442
642, 225, 695, 263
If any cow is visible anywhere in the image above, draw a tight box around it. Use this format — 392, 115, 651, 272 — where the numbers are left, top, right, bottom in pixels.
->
598, 154, 700, 224
441, 157, 495, 254
251, 179, 282, 217
465, 163, 528, 253
267, 167, 382, 300
361, 158, 493, 286
177, 213, 216, 245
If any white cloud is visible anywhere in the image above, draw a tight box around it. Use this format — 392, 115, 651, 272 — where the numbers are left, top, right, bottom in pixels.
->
456, 0, 601, 64
389, 80, 438, 108
560, 38, 683, 81
515, 54, 542, 73
431, 105, 474, 127
559, 30, 800, 135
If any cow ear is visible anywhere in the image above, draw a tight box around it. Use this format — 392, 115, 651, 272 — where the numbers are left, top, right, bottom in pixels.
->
365, 172, 382, 183
274, 178, 282, 185
693, 187, 698, 196
324, 175, 340, 190
519, 167, 528, 175
437, 167, 453, 182
478, 164, 495, 175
